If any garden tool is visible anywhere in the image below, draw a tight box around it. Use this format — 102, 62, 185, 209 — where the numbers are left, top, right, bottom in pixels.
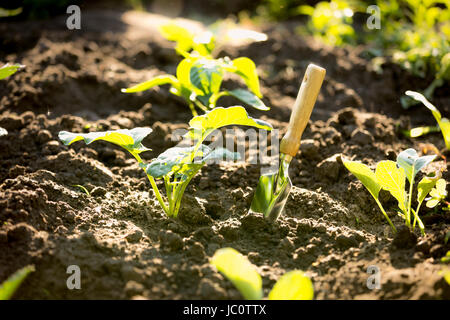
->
249, 63, 326, 222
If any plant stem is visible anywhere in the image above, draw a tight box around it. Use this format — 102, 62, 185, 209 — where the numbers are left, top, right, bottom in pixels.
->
375, 198, 397, 233
407, 175, 414, 229
146, 174, 169, 214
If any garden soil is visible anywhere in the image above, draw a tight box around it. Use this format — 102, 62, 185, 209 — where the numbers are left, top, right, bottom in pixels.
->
1, 8, 449, 300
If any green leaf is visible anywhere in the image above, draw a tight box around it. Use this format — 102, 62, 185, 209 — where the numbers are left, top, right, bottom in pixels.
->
375, 160, 407, 213
0, 265, 34, 300
121, 75, 178, 93
211, 248, 263, 300
342, 159, 381, 200
228, 89, 269, 111
230, 57, 262, 98
426, 178, 447, 208
268, 270, 314, 300
203, 147, 240, 162
187, 106, 272, 145
417, 176, 439, 205
396, 148, 436, 183
144, 145, 240, 179
0, 63, 24, 80
0, 7, 22, 18
176, 57, 203, 96
158, 22, 194, 53
406, 90, 450, 149
58, 127, 152, 160
144, 146, 203, 179
403, 126, 440, 138
190, 59, 223, 96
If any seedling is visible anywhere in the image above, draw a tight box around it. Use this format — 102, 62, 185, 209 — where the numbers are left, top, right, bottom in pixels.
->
403, 91, 450, 150
72, 184, 90, 196
59, 106, 272, 218
425, 178, 447, 208
0, 265, 34, 300
122, 54, 267, 116
211, 247, 314, 300
343, 148, 441, 235
158, 20, 268, 59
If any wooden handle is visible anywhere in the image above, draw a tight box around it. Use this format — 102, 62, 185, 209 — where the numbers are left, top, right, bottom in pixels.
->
280, 64, 325, 157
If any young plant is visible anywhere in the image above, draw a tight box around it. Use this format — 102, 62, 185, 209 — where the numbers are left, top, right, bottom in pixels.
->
0, 265, 34, 300
158, 20, 268, 59
211, 247, 314, 300
343, 148, 440, 235
403, 91, 450, 150
122, 54, 267, 116
59, 106, 272, 218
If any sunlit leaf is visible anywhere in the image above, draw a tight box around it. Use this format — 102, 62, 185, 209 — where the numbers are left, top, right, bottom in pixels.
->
406, 90, 450, 149
268, 270, 314, 300
0, 63, 24, 80
375, 160, 407, 213
0, 265, 34, 300
187, 106, 272, 145
230, 57, 262, 97
121, 75, 178, 93
211, 248, 263, 300
396, 148, 436, 183
342, 159, 381, 200
190, 59, 223, 95
228, 89, 269, 111
59, 127, 152, 160
158, 22, 194, 53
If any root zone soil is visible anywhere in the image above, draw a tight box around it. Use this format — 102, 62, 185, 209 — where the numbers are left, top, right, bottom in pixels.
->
1, 9, 449, 300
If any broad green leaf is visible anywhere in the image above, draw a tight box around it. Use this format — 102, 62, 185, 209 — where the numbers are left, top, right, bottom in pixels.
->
406, 90, 450, 149
59, 127, 152, 159
176, 57, 203, 96
158, 22, 194, 53
144, 145, 239, 179
230, 57, 262, 98
268, 270, 314, 300
121, 75, 178, 93
442, 251, 450, 264
187, 106, 272, 145
0, 265, 34, 300
417, 176, 439, 205
211, 248, 263, 300
396, 148, 436, 182
228, 89, 269, 111
190, 59, 223, 95
0, 63, 24, 80
144, 145, 205, 179
375, 160, 407, 213
342, 159, 381, 200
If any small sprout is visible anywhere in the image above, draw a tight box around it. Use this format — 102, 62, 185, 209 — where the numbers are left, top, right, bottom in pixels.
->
343, 148, 438, 235
0, 265, 35, 300
425, 179, 447, 208
211, 248, 313, 300
72, 185, 90, 196
0, 63, 25, 80
405, 90, 450, 149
